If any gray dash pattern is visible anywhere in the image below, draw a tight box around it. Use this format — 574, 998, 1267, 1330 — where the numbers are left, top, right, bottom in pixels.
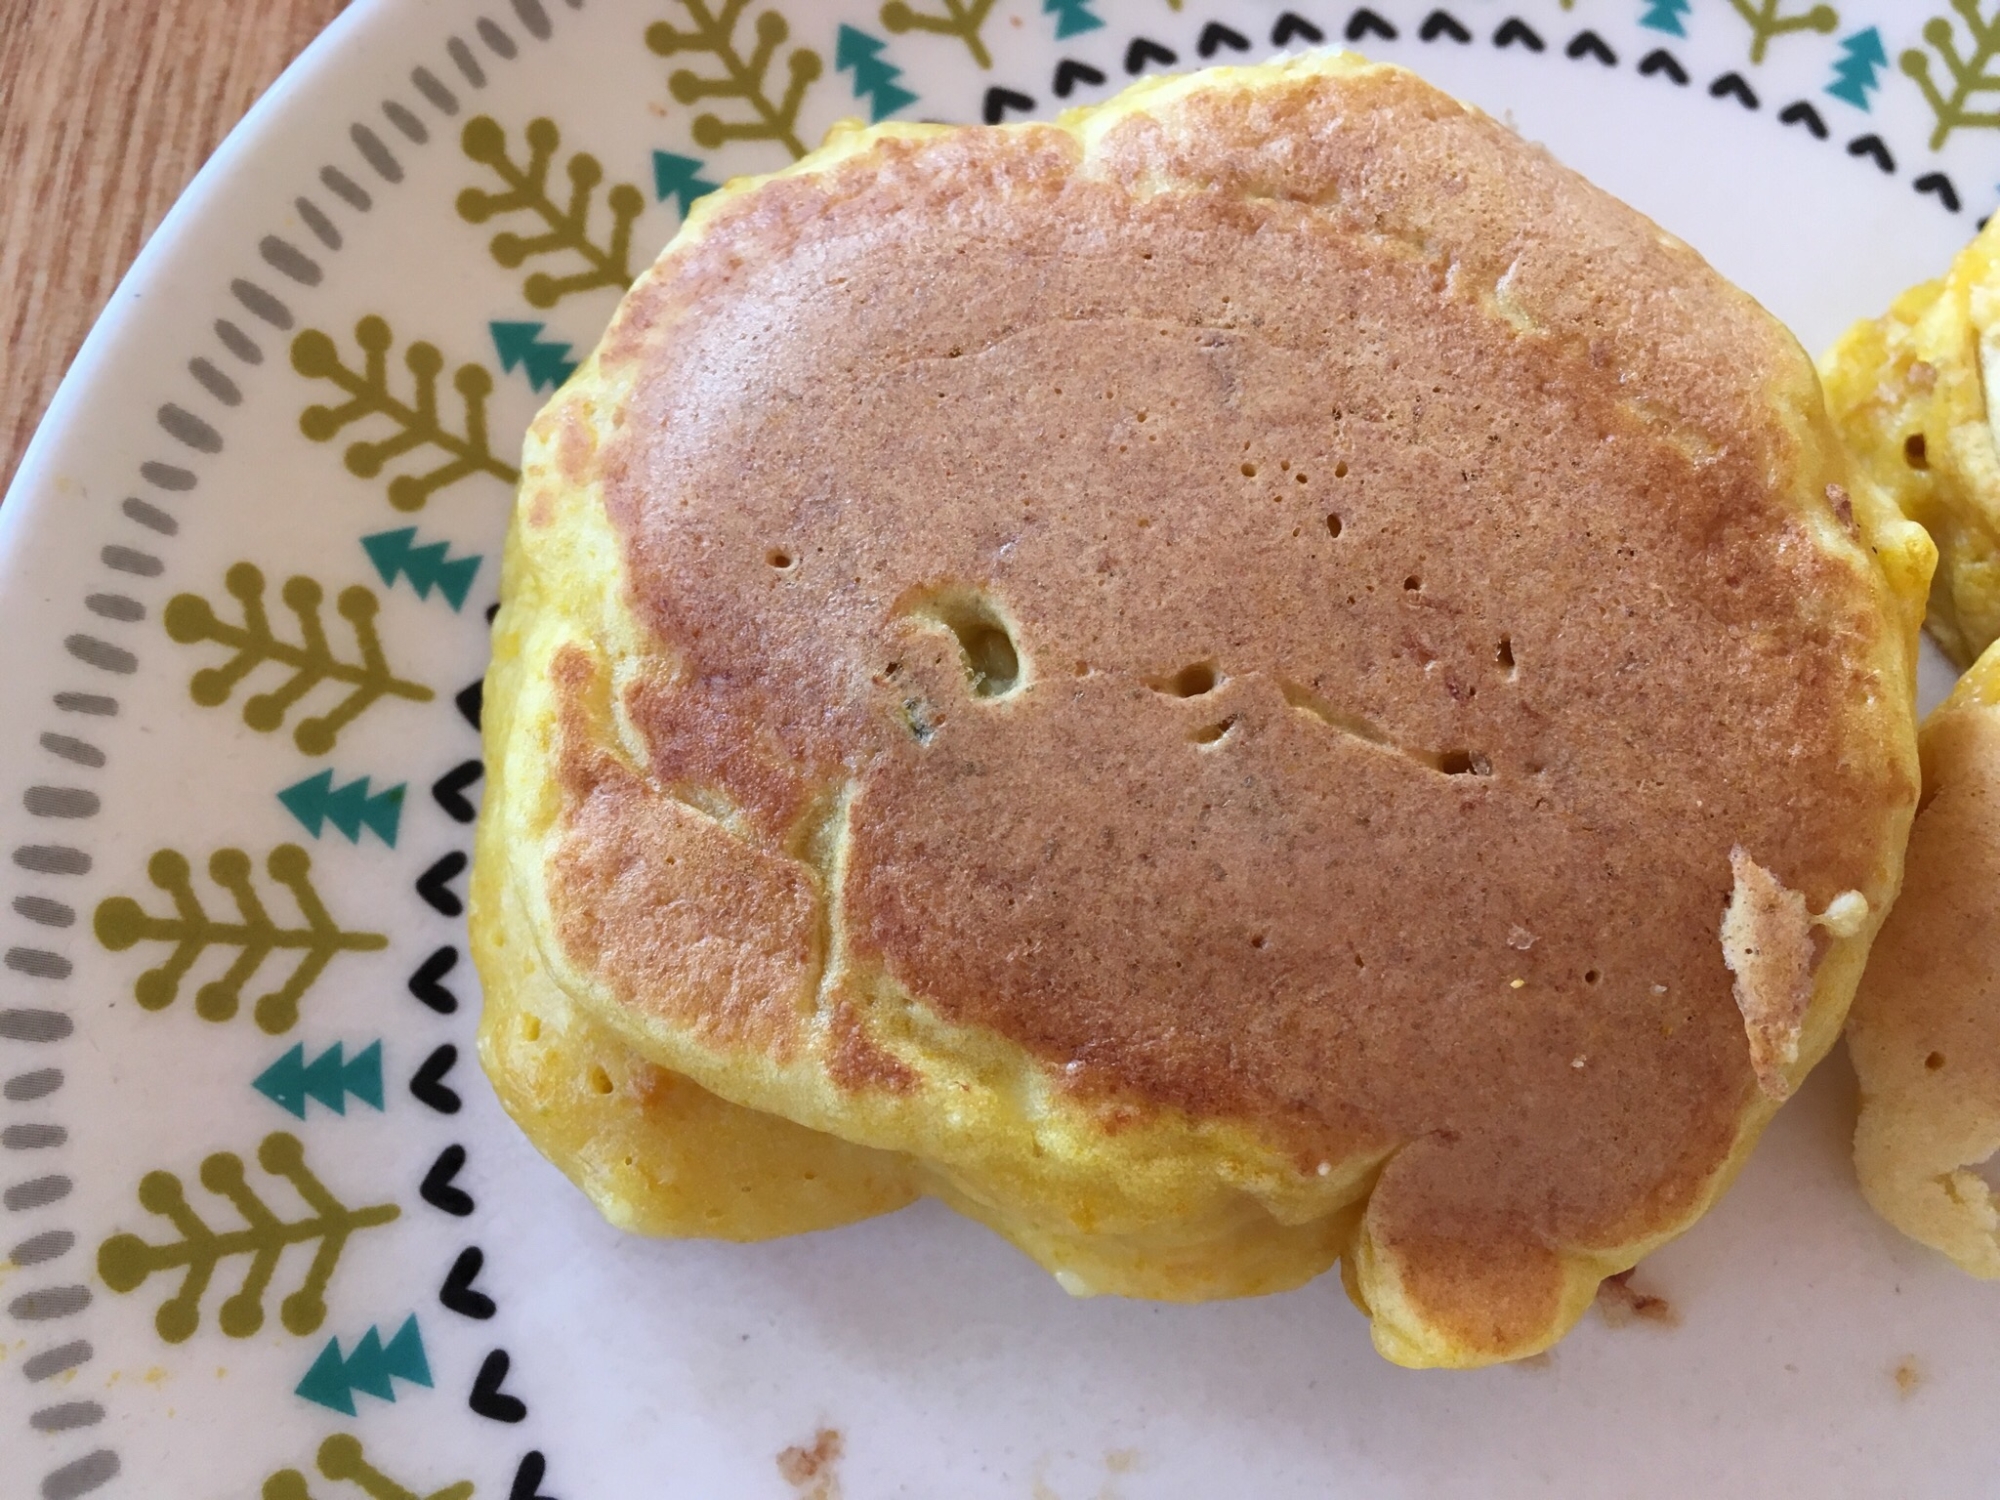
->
478, 17, 519, 58
8, 1284, 90, 1320
513, 0, 553, 39
156, 404, 223, 453
38, 734, 104, 768
297, 196, 342, 250
23, 788, 99, 819
412, 65, 459, 114
260, 234, 324, 286
448, 35, 487, 86
384, 99, 429, 143
85, 594, 145, 623
10, 1229, 75, 1265
351, 122, 405, 183
99, 545, 162, 577
0, 1013, 75, 1044
62, 636, 136, 674
41, 1448, 120, 1500
2, 1124, 66, 1150
188, 356, 243, 406
4, 950, 73, 981
4, 1069, 64, 1101
13, 846, 91, 875
230, 277, 295, 329
53, 693, 118, 716
3, 1174, 71, 1210
12, 897, 75, 928
215, 317, 265, 363
31, 1401, 103, 1433
321, 164, 373, 209
138, 460, 196, 491
121, 496, 178, 534
23, 1341, 91, 1381
11, 6, 581, 1486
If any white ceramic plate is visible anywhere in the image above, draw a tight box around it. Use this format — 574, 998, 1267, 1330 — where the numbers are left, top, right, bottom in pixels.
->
1, 1, 1990, 1495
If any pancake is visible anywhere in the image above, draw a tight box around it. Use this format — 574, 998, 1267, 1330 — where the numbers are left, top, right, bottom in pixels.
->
1822, 215, 2000, 668
471, 53, 1933, 1367
1848, 643, 2000, 1276
472, 830, 919, 1239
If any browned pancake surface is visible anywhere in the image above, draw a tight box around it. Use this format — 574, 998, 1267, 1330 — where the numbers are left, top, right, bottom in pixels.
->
525, 63, 1915, 1356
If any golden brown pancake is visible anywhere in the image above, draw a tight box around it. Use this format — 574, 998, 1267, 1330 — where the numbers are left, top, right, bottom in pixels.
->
1848, 643, 2000, 1276
473, 54, 1932, 1367
1822, 215, 2000, 669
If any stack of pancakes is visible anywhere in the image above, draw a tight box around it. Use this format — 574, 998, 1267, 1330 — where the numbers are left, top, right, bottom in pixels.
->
470, 53, 1937, 1367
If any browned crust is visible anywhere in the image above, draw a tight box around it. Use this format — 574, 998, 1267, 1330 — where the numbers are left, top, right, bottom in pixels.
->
517, 58, 1919, 1357
824, 998, 919, 1095
548, 646, 823, 1062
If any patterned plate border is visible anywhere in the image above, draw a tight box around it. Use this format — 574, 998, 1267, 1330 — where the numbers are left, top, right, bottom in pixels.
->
4, 0, 1992, 1494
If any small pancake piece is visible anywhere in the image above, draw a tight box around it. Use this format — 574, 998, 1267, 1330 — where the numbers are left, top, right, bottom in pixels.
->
1822, 215, 2000, 668
1721, 848, 1819, 1100
473, 54, 1931, 1366
1849, 645, 2000, 1277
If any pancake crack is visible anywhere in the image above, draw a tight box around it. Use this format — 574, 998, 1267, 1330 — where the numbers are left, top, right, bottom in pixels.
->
1278, 677, 1492, 778
790, 778, 856, 1023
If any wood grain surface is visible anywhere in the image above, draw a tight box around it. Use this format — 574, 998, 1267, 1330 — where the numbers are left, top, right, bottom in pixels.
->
0, 0, 348, 498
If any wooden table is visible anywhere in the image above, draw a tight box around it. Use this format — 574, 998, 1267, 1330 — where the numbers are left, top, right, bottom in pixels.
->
0, 0, 348, 498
